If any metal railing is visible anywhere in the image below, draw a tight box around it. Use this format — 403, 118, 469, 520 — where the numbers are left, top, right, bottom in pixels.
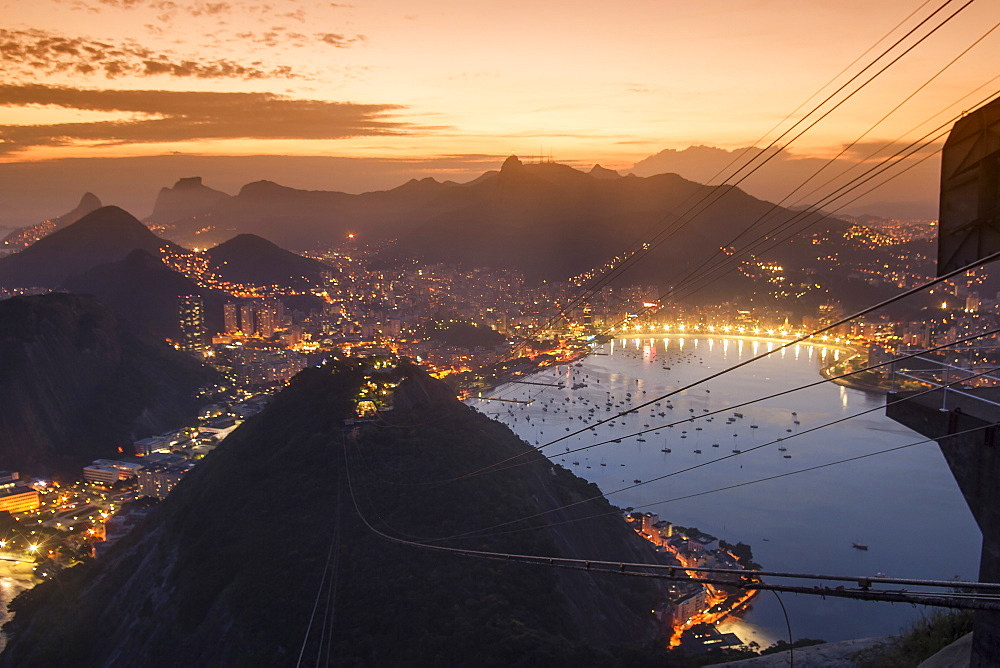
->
890, 346, 1000, 411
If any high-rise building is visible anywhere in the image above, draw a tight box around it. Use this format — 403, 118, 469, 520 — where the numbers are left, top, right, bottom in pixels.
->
240, 302, 256, 336
223, 302, 239, 334
257, 301, 279, 338
178, 295, 208, 353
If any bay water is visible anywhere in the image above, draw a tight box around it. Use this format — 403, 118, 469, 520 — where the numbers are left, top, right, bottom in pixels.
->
471, 336, 981, 644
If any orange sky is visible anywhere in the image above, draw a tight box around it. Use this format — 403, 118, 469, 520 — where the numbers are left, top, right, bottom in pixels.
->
1, 0, 998, 174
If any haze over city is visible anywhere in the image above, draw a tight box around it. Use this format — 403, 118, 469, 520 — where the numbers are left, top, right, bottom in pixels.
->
2, 0, 997, 221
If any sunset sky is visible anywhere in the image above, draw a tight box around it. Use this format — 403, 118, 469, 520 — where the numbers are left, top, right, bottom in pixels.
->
0, 0, 998, 217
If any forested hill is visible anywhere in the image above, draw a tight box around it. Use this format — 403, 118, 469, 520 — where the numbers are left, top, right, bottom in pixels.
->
0, 293, 214, 477
2, 360, 673, 666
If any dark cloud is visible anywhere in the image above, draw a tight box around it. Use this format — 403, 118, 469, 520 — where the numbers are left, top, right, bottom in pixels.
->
0, 84, 416, 153
316, 32, 366, 47
91, 0, 223, 13
0, 28, 299, 80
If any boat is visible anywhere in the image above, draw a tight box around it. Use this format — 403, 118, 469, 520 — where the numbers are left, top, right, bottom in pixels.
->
694, 449, 702, 454
852, 542, 869, 551
661, 448, 671, 453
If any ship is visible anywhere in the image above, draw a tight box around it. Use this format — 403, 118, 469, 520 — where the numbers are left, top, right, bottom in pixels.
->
852, 542, 869, 551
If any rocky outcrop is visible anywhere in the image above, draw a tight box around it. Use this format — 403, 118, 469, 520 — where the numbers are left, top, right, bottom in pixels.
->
146, 177, 230, 226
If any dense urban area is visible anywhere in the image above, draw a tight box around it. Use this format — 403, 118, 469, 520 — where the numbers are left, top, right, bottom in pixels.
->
0, 205, 991, 654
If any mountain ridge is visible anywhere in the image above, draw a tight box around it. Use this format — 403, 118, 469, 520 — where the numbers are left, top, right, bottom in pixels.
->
1, 192, 103, 251
0, 206, 181, 289
150, 160, 849, 296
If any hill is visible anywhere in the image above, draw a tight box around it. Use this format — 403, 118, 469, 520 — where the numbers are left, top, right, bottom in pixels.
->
1, 192, 102, 252
153, 158, 846, 297
63, 249, 227, 341
1, 360, 671, 665
0, 206, 180, 289
0, 293, 215, 477
630, 145, 939, 219
205, 233, 335, 291
145, 177, 231, 229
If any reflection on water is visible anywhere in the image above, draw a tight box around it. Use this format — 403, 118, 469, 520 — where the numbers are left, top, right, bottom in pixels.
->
0, 565, 36, 652
473, 336, 981, 643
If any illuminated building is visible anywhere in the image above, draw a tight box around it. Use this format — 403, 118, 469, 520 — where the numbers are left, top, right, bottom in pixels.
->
87, 459, 143, 481
224, 302, 239, 334
178, 295, 209, 353
0, 475, 40, 513
133, 435, 172, 456
82, 464, 119, 485
137, 454, 194, 500
666, 587, 708, 628
257, 301, 278, 338
221, 346, 308, 387
240, 302, 256, 335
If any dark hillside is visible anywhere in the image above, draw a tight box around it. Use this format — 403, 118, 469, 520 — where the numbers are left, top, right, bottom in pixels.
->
0, 293, 214, 477
64, 249, 227, 341
2, 360, 672, 666
205, 233, 335, 291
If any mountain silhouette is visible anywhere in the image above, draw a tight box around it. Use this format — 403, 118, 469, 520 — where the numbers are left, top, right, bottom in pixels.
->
64, 249, 225, 341
1, 192, 103, 250
146, 177, 231, 228
205, 233, 335, 291
0, 206, 180, 289
152, 160, 848, 296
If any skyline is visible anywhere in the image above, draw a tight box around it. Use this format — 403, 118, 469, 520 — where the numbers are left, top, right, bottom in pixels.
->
2, 1, 997, 169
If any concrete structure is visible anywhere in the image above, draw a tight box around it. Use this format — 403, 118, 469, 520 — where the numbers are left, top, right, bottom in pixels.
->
0, 485, 40, 513
133, 436, 172, 456
137, 454, 194, 500
887, 387, 1000, 666
178, 295, 209, 353
82, 464, 119, 485
887, 96, 1000, 667
668, 586, 708, 628
89, 459, 143, 480
224, 302, 239, 334
937, 97, 1000, 276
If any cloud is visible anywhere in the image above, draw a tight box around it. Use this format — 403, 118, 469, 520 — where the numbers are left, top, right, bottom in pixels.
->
316, 32, 366, 47
0, 84, 416, 153
0, 28, 300, 80
90, 0, 226, 13
839, 139, 945, 162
